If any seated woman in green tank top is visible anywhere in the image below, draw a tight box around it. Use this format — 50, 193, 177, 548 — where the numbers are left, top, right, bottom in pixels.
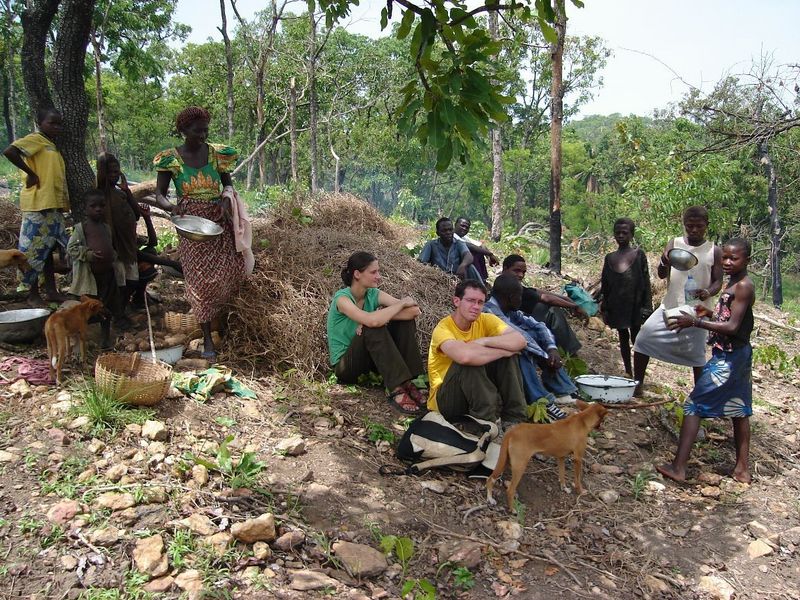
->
326, 251, 426, 415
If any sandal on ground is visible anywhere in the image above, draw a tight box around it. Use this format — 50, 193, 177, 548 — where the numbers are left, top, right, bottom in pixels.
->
386, 390, 420, 415
404, 382, 428, 409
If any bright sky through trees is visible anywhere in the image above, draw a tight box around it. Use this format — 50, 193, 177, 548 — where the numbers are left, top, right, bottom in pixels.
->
175, 0, 800, 117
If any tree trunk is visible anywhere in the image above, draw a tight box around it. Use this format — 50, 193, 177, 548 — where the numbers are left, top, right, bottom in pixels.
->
307, 10, 319, 194
19, 0, 59, 114
488, 11, 503, 241
256, 71, 266, 188
53, 0, 97, 221
90, 33, 107, 152
218, 0, 235, 140
2, 0, 17, 143
548, 0, 566, 273
514, 180, 524, 232
758, 141, 782, 307
289, 76, 298, 183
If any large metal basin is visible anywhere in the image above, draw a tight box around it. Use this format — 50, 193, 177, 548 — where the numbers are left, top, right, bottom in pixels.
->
0, 308, 51, 343
172, 216, 223, 242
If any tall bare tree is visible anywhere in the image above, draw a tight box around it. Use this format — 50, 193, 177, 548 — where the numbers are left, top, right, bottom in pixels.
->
547, 0, 566, 272
218, 0, 235, 139
488, 10, 503, 241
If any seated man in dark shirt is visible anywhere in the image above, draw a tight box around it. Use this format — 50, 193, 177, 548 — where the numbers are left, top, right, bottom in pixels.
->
453, 216, 499, 283
501, 254, 585, 356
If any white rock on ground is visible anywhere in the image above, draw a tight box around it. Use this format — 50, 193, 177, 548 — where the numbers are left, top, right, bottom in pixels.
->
191, 464, 209, 486
290, 570, 340, 591
173, 513, 216, 536
275, 436, 306, 456
231, 513, 276, 543
747, 539, 774, 559
133, 535, 169, 577
697, 575, 735, 600
141, 420, 168, 441
94, 492, 136, 511
174, 569, 203, 594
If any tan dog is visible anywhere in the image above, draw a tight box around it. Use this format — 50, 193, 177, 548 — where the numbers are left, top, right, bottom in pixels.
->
486, 400, 609, 510
0, 249, 31, 274
45, 296, 108, 384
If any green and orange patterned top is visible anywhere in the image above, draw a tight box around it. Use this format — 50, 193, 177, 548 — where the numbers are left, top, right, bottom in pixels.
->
152, 143, 238, 202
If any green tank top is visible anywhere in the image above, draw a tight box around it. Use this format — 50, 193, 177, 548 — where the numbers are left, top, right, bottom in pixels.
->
327, 287, 380, 365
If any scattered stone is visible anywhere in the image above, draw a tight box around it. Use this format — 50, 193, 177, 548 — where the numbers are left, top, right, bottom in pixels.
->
599, 490, 619, 504
758, 565, 769, 573
142, 420, 167, 441
253, 541, 272, 560
231, 513, 276, 543
332, 541, 387, 577
643, 574, 670, 594
242, 565, 261, 584
77, 468, 96, 483
274, 530, 306, 551
438, 540, 482, 569
175, 513, 216, 536
779, 526, 800, 547
697, 472, 723, 486
0, 450, 20, 463
174, 569, 203, 594
95, 492, 136, 511
9, 379, 32, 397
50, 400, 73, 415
166, 385, 183, 399
669, 527, 689, 538
56, 555, 78, 575
240, 400, 261, 419
47, 428, 70, 446
143, 575, 175, 593
147, 441, 167, 455
140, 487, 169, 504
204, 532, 233, 557
419, 480, 449, 494
275, 436, 306, 456
87, 439, 106, 455
497, 521, 523, 541
590, 464, 624, 475
697, 575, 735, 600
133, 535, 169, 577
700, 486, 722, 499
46, 500, 81, 525
303, 483, 330, 501
747, 539, 773, 559
105, 464, 128, 482
191, 464, 209, 486
746, 521, 771, 539
290, 570, 339, 591
125, 424, 142, 436
89, 526, 122, 546
55, 390, 72, 403
646, 481, 666, 493
68, 416, 90, 430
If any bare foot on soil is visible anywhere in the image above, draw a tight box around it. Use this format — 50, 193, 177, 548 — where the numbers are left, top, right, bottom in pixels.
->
633, 385, 644, 398
656, 463, 686, 482
26, 294, 48, 308
44, 292, 70, 304
731, 469, 751, 484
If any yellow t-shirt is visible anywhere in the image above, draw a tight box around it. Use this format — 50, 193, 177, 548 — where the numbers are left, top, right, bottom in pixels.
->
13, 132, 69, 212
427, 313, 508, 411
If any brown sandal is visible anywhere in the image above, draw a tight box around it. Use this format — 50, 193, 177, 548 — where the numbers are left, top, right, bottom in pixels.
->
387, 390, 420, 415
404, 382, 428, 409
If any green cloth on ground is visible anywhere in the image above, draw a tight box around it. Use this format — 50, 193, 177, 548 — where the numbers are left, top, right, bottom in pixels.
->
172, 366, 257, 402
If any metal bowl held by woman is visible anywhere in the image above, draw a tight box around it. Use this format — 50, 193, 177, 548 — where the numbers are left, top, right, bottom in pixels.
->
172, 215, 223, 242
574, 374, 637, 403
667, 248, 699, 272
0, 308, 51, 343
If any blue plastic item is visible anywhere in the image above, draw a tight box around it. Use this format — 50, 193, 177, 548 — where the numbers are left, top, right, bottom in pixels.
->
563, 282, 599, 317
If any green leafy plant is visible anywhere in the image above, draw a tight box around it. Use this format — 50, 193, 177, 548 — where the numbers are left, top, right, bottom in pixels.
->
40, 524, 66, 548
452, 566, 475, 590
560, 351, 589, 378
380, 534, 436, 598
168, 529, 196, 569
513, 498, 526, 525
631, 470, 655, 501
70, 381, 155, 436
214, 416, 237, 428
364, 419, 396, 443
753, 344, 800, 375
185, 435, 266, 489
356, 371, 384, 388
527, 398, 549, 423
18, 513, 44, 534
156, 229, 179, 253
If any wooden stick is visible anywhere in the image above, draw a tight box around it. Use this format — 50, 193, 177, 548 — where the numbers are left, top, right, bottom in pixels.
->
753, 313, 800, 333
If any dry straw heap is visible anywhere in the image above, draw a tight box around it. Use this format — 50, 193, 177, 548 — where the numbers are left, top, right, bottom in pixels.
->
226, 193, 456, 377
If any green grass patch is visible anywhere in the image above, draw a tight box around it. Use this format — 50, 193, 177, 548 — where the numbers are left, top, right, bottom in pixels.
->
69, 381, 155, 437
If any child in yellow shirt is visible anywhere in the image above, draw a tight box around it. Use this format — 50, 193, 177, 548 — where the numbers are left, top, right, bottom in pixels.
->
2, 107, 70, 306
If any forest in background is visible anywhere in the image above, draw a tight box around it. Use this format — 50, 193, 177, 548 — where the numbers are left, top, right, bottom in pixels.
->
1, 0, 799, 310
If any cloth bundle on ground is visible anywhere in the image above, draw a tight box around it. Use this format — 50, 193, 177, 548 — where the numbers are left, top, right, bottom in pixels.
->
0, 356, 53, 385
390, 411, 501, 478
563, 282, 599, 317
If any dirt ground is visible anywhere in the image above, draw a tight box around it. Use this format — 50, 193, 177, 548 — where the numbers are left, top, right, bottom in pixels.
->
0, 265, 799, 600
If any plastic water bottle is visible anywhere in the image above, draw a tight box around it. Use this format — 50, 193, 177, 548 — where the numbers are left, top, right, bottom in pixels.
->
684, 274, 699, 305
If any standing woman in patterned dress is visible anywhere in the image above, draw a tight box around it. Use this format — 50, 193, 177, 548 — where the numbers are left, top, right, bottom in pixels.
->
153, 106, 244, 362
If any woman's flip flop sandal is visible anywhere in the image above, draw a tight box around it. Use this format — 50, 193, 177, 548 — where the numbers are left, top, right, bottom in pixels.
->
387, 390, 420, 415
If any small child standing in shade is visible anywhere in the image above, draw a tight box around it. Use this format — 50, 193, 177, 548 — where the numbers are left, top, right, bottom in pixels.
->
599, 218, 652, 376
658, 238, 755, 484
67, 190, 123, 346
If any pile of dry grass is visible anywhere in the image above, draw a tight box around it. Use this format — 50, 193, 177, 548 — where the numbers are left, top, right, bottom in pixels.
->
225, 193, 454, 376
0, 200, 21, 292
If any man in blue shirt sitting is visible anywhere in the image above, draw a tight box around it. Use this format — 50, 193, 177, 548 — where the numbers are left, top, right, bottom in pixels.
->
485, 273, 580, 421
419, 217, 481, 280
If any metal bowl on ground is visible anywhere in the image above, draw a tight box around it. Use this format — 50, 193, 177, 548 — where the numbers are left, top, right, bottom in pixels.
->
152, 345, 185, 366
667, 248, 699, 272
172, 216, 223, 242
574, 374, 637, 403
0, 308, 51, 343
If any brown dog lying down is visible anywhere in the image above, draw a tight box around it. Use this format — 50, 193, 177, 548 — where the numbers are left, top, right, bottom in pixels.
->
45, 296, 108, 384
0, 249, 31, 274
486, 400, 609, 510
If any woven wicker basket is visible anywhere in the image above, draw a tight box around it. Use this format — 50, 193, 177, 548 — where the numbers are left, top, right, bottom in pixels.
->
165, 311, 200, 336
95, 352, 173, 407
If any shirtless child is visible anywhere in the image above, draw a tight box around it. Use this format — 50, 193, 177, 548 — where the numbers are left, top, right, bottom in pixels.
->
67, 190, 123, 346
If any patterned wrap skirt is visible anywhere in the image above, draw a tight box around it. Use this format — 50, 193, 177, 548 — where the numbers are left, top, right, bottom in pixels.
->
684, 345, 753, 418
177, 198, 244, 323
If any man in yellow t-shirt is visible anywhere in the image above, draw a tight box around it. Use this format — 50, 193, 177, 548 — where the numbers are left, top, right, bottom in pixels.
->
3, 107, 70, 305
427, 279, 528, 425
